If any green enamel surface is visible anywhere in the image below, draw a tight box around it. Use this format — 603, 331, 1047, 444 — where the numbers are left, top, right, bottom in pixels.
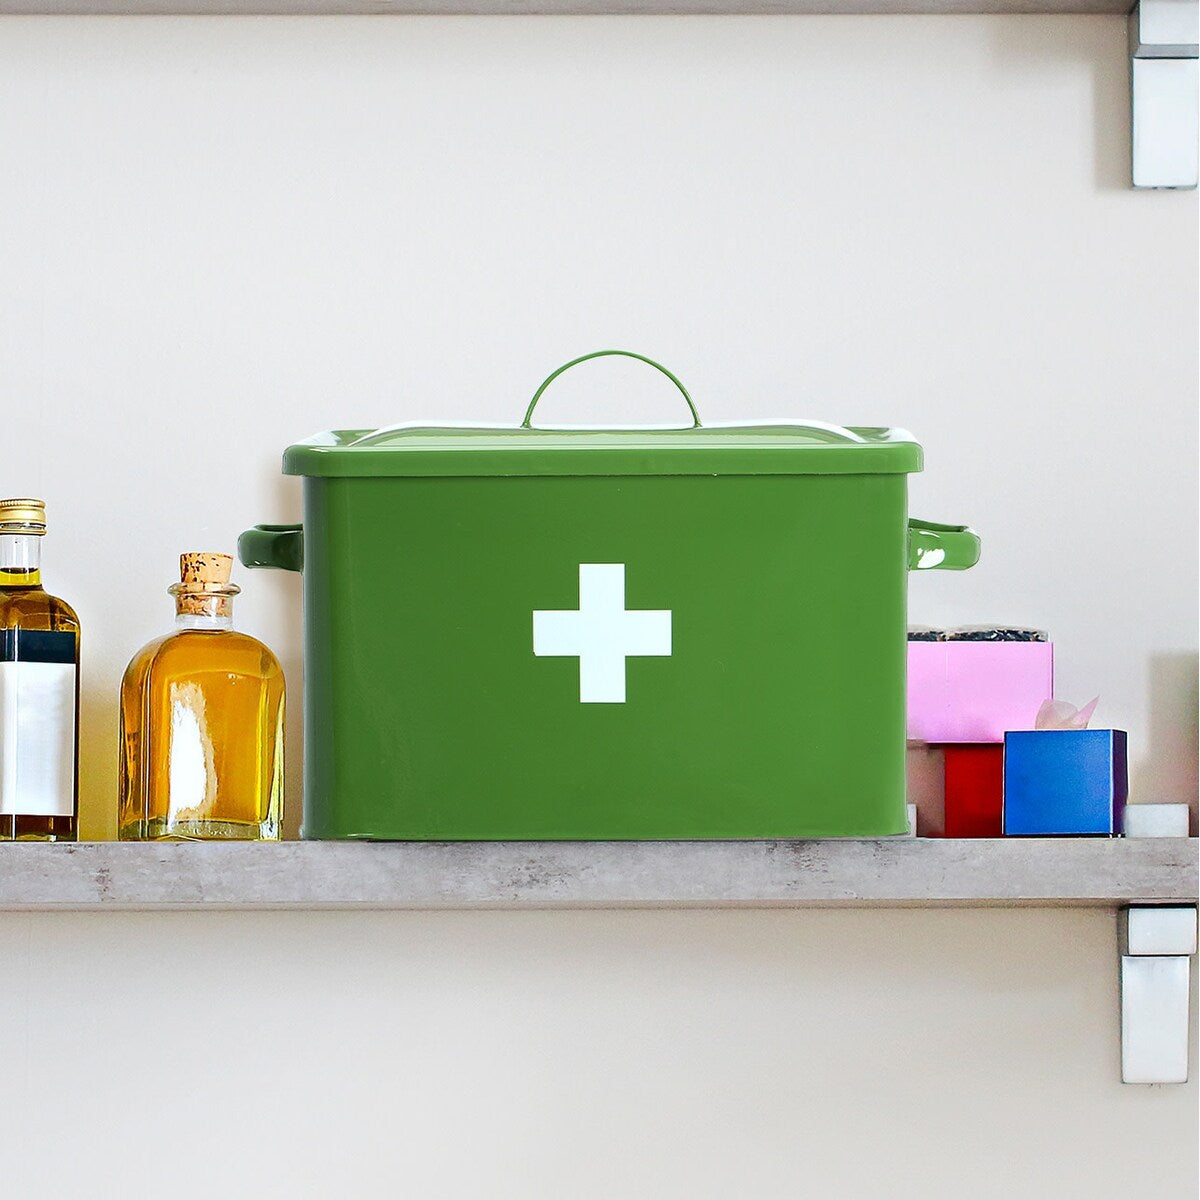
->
293, 472, 913, 840
282, 424, 923, 478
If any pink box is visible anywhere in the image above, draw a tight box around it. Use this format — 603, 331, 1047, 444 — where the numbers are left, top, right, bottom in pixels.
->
907, 642, 1054, 744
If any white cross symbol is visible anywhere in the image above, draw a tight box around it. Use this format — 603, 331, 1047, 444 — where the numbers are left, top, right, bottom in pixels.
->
532, 564, 672, 704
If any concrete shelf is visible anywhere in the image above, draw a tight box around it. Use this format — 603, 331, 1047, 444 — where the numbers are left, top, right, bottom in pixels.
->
0, 2, 1133, 15
0, 837, 1195, 911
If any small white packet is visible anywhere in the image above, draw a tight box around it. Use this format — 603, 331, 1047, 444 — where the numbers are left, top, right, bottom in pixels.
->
1035, 696, 1099, 731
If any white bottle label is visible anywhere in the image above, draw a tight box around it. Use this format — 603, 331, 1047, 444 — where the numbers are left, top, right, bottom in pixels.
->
0, 660, 77, 817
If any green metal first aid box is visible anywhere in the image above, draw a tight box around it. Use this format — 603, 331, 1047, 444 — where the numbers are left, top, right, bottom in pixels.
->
241, 352, 979, 840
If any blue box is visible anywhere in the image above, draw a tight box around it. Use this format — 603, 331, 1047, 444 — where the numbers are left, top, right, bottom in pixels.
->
1003, 729, 1128, 836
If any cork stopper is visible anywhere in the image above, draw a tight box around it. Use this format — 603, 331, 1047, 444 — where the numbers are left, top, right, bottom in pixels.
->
180, 552, 233, 588
170, 552, 240, 618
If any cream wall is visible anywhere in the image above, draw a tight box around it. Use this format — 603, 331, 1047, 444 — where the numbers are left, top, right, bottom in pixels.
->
0, 13, 1196, 1198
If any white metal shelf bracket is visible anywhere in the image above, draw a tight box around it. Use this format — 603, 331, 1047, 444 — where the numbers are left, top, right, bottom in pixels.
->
1130, 0, 1199, 188
1119, 904, 1197, 1083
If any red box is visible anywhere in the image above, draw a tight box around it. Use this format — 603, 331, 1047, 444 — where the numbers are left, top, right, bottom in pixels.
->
944, 744, 1004, 838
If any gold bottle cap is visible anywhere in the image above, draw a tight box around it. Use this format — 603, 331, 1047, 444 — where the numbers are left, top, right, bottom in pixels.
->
170, 552, 240, 616
0, 497, 47, 534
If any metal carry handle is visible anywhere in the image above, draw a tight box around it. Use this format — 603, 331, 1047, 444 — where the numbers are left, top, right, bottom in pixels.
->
523, 350, 703, 429
907, 518, 981, 571
239, 524, 304, 573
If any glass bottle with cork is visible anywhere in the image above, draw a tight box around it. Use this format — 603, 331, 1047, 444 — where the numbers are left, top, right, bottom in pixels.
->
0, 498, 80, 841
119, 552, 284, 841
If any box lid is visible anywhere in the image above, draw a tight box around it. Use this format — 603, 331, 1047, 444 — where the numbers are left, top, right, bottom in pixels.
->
283, 422, 923, 479
282, 352, 922, 479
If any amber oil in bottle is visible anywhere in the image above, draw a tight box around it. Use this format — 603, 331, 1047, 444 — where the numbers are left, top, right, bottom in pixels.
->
119, 553, 283, 840
0, 498, 80, 841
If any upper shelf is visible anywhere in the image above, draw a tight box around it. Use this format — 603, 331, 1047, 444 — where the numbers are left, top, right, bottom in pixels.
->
0, 837, 1194, 911
0, 2, 1135, 16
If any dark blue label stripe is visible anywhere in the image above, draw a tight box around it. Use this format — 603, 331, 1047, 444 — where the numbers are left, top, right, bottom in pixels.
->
0, 629, 77, 664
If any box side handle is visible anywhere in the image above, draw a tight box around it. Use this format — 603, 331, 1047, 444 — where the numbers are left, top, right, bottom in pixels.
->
908, 519, 980, 571
239, 524, 304, 573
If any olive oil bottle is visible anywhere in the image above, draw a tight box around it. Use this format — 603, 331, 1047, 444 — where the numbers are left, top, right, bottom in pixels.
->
0, 498, 80, 841
119, 552, 283, 841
